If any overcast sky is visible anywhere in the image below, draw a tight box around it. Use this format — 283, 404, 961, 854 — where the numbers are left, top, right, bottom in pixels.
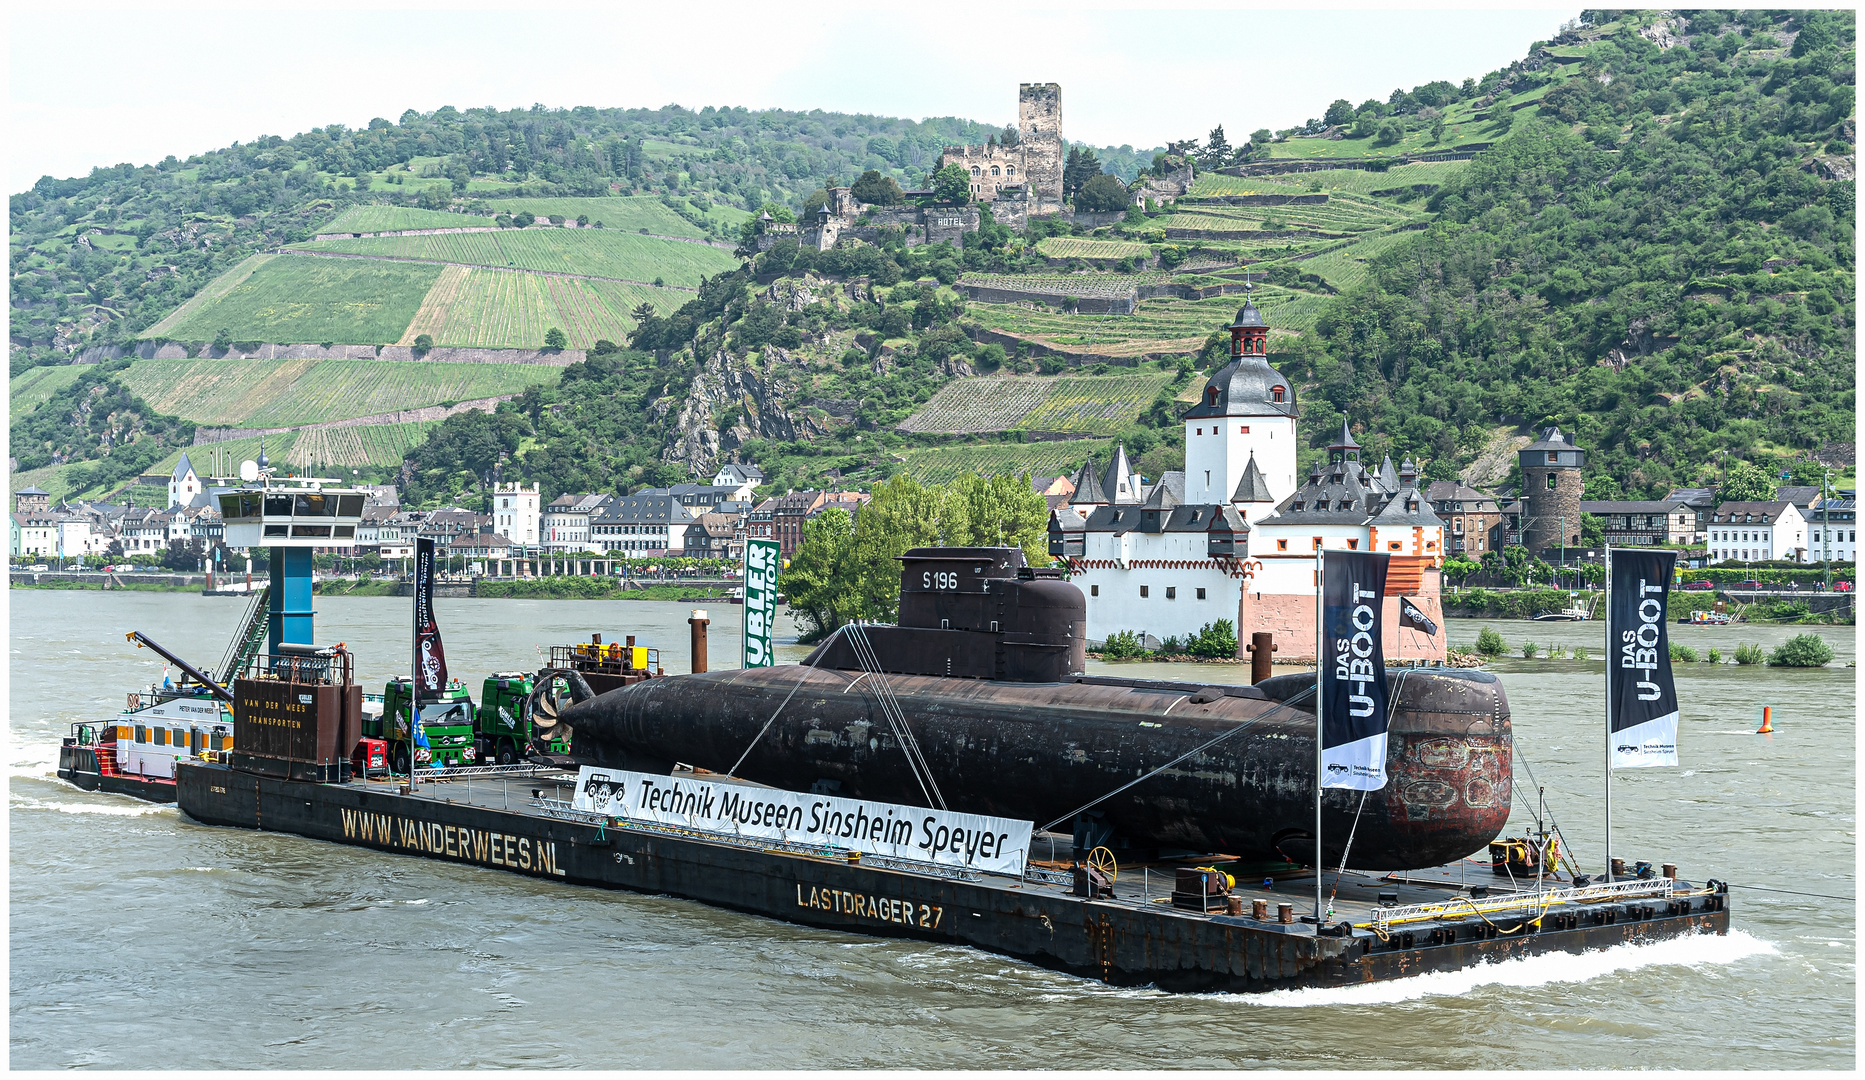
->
11, 4, 1574, 192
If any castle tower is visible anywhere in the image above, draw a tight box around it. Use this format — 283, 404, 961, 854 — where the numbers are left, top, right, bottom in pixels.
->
1017, 83, 1065, 214
1182, 300, 1298, 506
1517, 426, 1585, 553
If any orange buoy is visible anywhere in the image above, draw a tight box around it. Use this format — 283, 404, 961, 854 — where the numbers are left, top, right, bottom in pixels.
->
1757, 706, 1773, 734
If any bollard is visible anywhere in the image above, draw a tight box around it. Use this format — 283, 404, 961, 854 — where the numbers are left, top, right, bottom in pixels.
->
1662, 863, 1677, 880
1277, 902, 1294, 924
1247, 632, 1277, 684
1227, 895, 1243, 916
689, 609, 710, 674
1757, 706, 1773, 734
1252, 898, 1269, 920
1611, 857, 1626, 878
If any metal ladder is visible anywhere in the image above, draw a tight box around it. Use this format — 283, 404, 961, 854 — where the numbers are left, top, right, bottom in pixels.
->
217, 585, 270, 683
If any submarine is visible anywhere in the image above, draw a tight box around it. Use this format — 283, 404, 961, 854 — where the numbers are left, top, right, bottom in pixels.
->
548, 547, 1512, 871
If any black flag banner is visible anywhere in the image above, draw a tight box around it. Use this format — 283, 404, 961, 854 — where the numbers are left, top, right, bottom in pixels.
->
1320, 550, 1392, 790
1608, 548, 1679, 768
413, 536, 450, 699
1398, 596, 1439, 637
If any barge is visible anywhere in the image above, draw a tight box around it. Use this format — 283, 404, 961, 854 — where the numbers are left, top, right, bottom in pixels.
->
174, 761, 1728, 992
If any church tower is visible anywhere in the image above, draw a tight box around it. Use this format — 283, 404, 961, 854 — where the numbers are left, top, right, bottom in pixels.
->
1181, 300, 1299, 506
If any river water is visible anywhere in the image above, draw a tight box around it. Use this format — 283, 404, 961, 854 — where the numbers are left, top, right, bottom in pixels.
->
9, 593, 1855, 1068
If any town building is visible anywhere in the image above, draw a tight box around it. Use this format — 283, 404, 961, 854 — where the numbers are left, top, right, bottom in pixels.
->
1808, 494, 1856, 564
1707, 501, 1808, 564
1051, 302, 1445, 660
14, 486, 50, 516
542, 493, 609, 552
1661, 487, 1717, 543
771, 491, 831, 558
167, 453, 210, 509
492, 482, 540, 548
713, 463, 765, 490
592, 492, 695, 556
1578, 500, 1698, 547
16, 513, 58, 558
682, 513, 742, 561
1425, 480, 1506, 555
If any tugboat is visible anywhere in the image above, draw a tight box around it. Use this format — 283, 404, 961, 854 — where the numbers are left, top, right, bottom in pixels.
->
57, 630, 241, 802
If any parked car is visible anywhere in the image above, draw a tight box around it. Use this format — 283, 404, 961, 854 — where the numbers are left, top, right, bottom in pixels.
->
1680, 580, 1715, 591
1835, 580, 1854, 593
28, 564, 48, 572
1735, 579, 1764, 590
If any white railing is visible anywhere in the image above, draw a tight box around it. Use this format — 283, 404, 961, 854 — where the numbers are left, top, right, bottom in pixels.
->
1370, 876, 1676, 931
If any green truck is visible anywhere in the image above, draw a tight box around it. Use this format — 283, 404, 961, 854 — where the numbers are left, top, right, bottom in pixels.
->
364, 677, 479, 773
362, 672, 569, 772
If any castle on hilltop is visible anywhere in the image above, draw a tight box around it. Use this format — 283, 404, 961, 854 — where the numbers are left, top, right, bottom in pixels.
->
1049, 301, 1449, 663
940, 83, 1066, 216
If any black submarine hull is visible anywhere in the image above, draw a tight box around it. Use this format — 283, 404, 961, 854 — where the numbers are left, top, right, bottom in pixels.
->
559, 666, 1512, 871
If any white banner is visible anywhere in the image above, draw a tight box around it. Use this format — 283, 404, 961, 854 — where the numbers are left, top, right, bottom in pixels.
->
572, 767, 1032, 876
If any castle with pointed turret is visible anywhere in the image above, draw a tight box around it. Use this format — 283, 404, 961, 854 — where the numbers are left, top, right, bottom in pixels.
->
1049, 301, 1449, 662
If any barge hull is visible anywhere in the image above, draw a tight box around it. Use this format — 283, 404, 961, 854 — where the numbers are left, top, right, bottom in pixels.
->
175, 762, 1729, 993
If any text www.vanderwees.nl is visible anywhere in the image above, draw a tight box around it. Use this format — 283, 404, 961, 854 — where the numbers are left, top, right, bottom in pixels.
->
340, 807, 566, 876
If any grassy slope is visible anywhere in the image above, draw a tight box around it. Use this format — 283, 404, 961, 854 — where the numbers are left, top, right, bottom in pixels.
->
894, 438, 1113, 484
9, 365, 85, 412
155, 255, 441, 344
118, 358, 561, 426
288, 228, 738, 287
318, 206, 495, 233
900, 373, 1174, 434
408, 269, 679, 350
140, 253, 276, 337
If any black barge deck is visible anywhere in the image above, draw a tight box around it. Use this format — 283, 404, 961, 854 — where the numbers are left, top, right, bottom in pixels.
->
174, 761, 1729, 993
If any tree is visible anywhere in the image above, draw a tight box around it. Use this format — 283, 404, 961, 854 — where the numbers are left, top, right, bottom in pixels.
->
413, 333, 434, 355
851, 169, 904, 206
213, 327, 233, 352
1075, 173, 1131, 213
1430, 116, 1447, 143
931, 163, 971, 204
784, 507, 862, 640
1720, 460, 1778, 503
1375, 119, 1404, 145
1442, 552, 1481, 585
1249, 128, 1273, 148
543, 327, 567, 350
1324, 98, 1355, 126
1062, 146, 1101, 198
1198, 126, 1232, 168
159, 538, 201, 571
1580, 514, 1603, 546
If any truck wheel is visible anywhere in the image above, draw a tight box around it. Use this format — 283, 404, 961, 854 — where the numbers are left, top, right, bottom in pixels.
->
392, 744, 410, 775
497, 743, 516, 766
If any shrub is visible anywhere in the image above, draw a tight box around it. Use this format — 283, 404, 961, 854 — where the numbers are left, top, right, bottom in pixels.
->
1669, 642, 1698, 663
1522, 641, 1539, 658
1101, 630, 1143, 659
1733, 642, 1766, 665
1706, 648, 1723, 664
1768, 633, 1835, 667
1188, 619, 1238, 658
1475, 626, 1507, 656
1573, 646, 1589, 661
1157, 634, 1185, 655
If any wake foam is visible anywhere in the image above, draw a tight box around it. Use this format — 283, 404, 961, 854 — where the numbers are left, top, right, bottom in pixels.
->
9, 793, 174, 818
1231, 929, 1776, 1007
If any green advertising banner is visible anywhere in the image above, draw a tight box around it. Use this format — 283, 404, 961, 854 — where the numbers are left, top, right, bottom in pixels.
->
743, 538, 780, 668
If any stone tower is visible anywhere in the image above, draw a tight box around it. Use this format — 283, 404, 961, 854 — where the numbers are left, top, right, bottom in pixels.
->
1017, 83, 1065, 214
1517, 426, 1585, 553
1181, 300, 1299, 506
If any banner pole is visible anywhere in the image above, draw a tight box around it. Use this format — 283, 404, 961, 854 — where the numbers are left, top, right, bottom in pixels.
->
1602, 544, 1611, 882
411, 539, 421, 792
1314, 551, 1325, 927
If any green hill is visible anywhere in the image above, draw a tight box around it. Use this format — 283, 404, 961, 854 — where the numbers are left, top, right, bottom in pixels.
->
288, 226, 736, 286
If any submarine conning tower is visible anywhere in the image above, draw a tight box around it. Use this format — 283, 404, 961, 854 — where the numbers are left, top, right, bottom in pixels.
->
802, 547, 1087, 682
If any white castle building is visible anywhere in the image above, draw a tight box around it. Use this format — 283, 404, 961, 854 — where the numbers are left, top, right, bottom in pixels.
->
1049, 301, 1448, 662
